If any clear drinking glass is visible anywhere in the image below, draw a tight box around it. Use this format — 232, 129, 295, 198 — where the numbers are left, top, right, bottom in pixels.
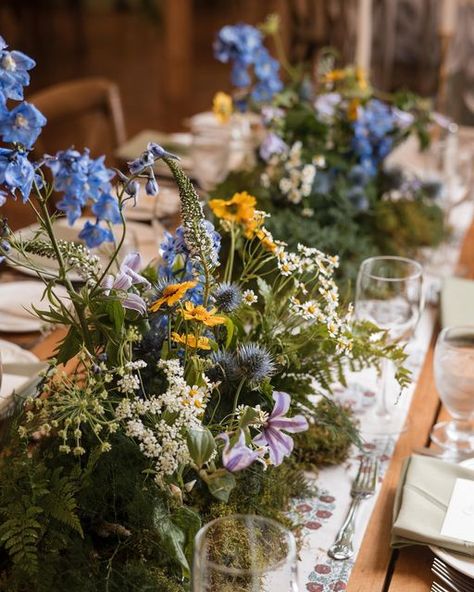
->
355, 256, 424, 436
192, 514, 299, 592
190, 128, 231, 192
431, 326, 474, 454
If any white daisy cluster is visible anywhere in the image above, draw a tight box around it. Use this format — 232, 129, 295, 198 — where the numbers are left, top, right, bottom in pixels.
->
260, 141, 319, 205
272, 243, 353, 355
115, 359, 214, 485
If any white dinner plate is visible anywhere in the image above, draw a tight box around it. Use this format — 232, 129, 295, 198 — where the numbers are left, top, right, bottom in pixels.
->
124, 184, 180, 222
0, 337, 39, 363
0, 281, 69, 333
430, 457, 474, 579
7, 218, 165, 281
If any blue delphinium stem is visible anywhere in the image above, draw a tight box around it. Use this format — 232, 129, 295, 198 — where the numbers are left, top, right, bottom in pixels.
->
33, 179, 94, 352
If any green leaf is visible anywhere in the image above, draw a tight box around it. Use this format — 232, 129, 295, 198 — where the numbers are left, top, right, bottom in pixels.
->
153, 505, 189, 575
171, 506, 201, 567
256, 278, 272, 305
186, 428, 216, 468
204, 469, 236, 502
224, 317, 234, 348
105, 299, 125, 333
55, 327, 82, 364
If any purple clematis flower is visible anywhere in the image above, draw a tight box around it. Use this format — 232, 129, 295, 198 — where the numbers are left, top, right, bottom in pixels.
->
253, 391, 308, 466
259, 132, 288, 162
314, 92, 341, 120
219, 430, 262, 472
101, 252, 150, 315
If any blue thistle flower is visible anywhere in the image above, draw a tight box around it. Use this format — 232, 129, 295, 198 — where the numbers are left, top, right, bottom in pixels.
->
207, 350, 239, 383
236, 343, 275, 384
213, 282, 242, 313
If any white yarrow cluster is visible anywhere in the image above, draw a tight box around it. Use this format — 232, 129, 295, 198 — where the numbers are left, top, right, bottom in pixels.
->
115, 359, 214, 485
261, 141, 319, 205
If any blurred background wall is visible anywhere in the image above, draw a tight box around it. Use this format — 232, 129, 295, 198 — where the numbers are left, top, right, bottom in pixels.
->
0, 0, 472, 137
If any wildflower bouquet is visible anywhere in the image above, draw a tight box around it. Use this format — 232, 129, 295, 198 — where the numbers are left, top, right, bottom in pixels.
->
0, 36, 407, 591
211, 17, 445, 284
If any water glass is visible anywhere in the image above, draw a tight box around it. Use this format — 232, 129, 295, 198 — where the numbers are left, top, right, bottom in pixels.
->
355, 256, 424, 436
192, 514, 299, 592
431, 326, 474, 454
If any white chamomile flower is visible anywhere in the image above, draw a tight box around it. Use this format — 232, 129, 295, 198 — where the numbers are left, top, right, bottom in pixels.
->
313, 154, 326, 167
242, 289, 258, 305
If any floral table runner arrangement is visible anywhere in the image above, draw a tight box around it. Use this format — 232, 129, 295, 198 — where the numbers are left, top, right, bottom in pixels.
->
0, 35, 415, 591
209, 16, 448, 285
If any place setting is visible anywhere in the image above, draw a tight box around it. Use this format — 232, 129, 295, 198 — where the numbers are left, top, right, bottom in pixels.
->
0, 2, 473, 591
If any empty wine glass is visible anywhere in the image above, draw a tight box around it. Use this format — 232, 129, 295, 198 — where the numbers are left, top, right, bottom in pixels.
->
431, 326, 474, 455
192, 514, 299, 592
355, 256, 424, 437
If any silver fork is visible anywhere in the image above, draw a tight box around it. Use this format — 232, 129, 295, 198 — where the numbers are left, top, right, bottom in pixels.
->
432, 557, 474, 592
328, 454, 378, 560
432, 581, 452, 592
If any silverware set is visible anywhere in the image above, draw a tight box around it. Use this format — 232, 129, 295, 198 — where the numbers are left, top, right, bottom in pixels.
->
431, 557, 474, 592
328, 454, 379, 561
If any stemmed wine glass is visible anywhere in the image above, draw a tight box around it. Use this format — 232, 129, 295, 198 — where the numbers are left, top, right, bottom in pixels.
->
355, 256, 424, 437
431, 326, 474, 455
192, 514, 299, 592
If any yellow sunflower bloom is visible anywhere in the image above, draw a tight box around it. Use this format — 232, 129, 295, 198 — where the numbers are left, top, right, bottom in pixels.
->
212, 91, 233, 124
209, 191, 257, 225
149, 281, 198, 312
181, 301, 226, 327
171, 332, 211, 350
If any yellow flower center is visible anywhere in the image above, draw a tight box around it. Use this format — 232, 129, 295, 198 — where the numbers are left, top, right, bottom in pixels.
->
2, 54, 16, 71
15, 114, 28, 128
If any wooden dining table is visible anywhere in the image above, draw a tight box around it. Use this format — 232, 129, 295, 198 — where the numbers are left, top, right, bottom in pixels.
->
348, 220, 474, 592
1, 219, 473, 591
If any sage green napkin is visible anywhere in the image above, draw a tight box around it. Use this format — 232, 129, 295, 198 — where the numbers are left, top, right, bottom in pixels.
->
441, 277, 474, 328
392, 454, 474, 556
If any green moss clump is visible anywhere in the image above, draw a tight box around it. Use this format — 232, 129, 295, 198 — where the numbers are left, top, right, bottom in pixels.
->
373, 199, 444, 255
293, 398, 358, 469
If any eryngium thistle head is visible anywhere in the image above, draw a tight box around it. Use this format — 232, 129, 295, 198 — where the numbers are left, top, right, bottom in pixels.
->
236, 344, 275, 384
213, 282, 242, 313
206, 350, 239, 383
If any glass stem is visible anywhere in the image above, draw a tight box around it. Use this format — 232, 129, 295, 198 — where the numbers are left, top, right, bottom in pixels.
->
376, 358, 392, 420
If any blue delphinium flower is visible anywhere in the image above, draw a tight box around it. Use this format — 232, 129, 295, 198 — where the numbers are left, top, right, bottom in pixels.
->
46, 149, 114, 202
0, 102, 46, 149
213, 282, 242, 313
0, 36, 36, 101
236, 343, 275, 384
91, 193, 122, 224
214, 23, 282, 106
127, 141, 178, 176
348, 164, 369, 187
214, 24, 263, 65
45, 148, 118, 246
78, 220, 114, 249
351, 99, 396, 176
231, 60, 251, 88
0, 147, 35, 201
56, 195, 83, 225
346, 186, 369, 211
